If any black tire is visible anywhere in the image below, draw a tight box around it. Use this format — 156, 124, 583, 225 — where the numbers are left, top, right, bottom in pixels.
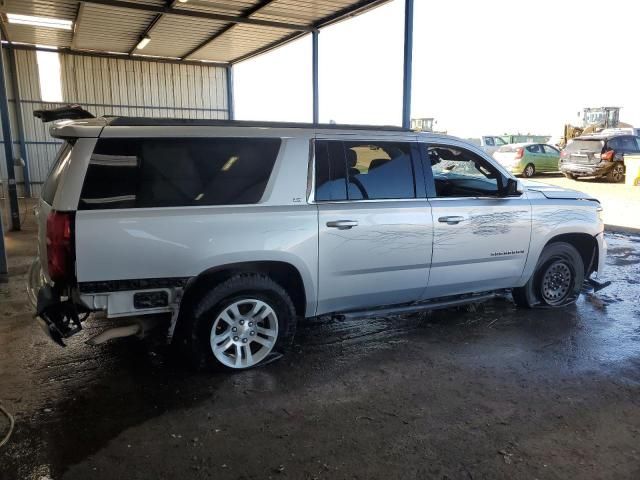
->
563, 172, 577, 180
523, 163, 536, 178
177, 273, 297, 371
605, 163, 625, 183
512, 242, 584, 308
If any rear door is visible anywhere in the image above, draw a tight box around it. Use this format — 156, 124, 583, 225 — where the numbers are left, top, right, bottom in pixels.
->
421, 141, 532, 299
612, 135, 640, 158
524, 144, 545, 171
541, 144, 560, 171
314, 136, 433, 315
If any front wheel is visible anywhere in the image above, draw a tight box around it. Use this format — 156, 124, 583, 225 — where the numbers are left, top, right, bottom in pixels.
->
179, 273, 297, 370
563, 172, 577, 180
512, 242, 584, 308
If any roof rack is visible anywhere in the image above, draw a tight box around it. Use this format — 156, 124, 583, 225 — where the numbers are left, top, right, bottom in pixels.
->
107, 117, 410, 131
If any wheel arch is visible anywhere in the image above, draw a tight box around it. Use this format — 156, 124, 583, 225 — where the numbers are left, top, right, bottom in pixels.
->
179, 260, 310, 321
544, 232, 598, 276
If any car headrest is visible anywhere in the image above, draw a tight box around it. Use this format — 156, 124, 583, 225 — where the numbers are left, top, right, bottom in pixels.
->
368, 158, 389, 170
345, 148, 357, 168
429, 150, 440, 165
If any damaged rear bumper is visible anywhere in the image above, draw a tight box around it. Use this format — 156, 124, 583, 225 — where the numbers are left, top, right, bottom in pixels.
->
29, 257, 88, 346
36, 285, 89, 346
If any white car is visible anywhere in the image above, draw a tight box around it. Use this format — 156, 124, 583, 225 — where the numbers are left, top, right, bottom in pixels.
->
31, 116, 607, 370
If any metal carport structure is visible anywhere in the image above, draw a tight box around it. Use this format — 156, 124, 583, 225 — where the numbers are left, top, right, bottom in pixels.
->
0, 0, 415, 273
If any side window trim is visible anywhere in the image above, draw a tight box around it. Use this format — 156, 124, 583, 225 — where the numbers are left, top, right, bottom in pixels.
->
418, 142, 437, 198
313, 138, 420, 203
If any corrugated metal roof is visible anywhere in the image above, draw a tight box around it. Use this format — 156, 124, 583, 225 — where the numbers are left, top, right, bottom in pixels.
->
0, 0, 390, 63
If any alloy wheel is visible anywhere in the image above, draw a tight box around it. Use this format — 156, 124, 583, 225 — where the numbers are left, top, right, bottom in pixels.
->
210, 298, 279, 369
611, 165, 624, 182
524, 164, 535, 177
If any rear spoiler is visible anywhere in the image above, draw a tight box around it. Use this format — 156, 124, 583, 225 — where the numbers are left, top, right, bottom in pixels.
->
34, 105, 95, 123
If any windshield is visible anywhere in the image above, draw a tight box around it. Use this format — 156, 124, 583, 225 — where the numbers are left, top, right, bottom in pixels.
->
564, 139, 604, 154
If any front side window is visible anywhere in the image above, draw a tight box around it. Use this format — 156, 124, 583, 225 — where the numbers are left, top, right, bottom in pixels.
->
543, 145, 559, 155
314, 140, 415, 201
79, 137, 281, 210
426, 145, 502, 197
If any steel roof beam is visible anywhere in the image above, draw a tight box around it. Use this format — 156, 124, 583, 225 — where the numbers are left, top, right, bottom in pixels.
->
128, 0, 172, 56
181, 0, 278, 60
70, 2, 83, 50
5, 43, 229, 67
79, 0, 314, 32
229, 0, 390, 64
0, 15, 11, 44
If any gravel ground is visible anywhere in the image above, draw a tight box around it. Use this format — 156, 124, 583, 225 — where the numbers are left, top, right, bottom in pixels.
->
1, 217, 639, 480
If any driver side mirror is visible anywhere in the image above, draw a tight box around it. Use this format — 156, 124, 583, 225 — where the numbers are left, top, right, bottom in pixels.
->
503, 177, 524, 196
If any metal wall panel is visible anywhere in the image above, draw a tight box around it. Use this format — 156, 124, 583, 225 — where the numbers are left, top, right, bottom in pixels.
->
0, 49, 229, 198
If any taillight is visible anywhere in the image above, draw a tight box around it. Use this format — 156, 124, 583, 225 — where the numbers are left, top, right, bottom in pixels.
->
46, 211, 75, 284
560, 150, 569, 159
515, 147, 524, 160
601, 150, 614, 161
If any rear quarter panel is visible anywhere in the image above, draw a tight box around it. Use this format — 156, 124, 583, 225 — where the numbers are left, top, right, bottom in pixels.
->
74, 134, 319, 317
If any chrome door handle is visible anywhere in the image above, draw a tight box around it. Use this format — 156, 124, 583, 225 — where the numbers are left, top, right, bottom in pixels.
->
438, 216, 465, 225
326, 220, 358, 230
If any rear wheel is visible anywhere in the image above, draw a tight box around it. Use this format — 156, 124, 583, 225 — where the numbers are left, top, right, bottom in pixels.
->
178, 273, 297, 370
523, 163, 535, 178
606, 163, 624, 183
563, 172, 577, 180
512, 242, 584, 308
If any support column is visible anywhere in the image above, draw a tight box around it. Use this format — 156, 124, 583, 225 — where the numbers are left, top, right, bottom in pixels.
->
401, 0, 414, 129
225, 65, 234, 120
312, 30, 319, 124
0, 38, 21, 232
7, 47, 31, 197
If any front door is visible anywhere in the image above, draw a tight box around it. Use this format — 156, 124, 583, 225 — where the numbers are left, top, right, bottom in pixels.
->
421, 142, 532, 299
314, 138, 433, 315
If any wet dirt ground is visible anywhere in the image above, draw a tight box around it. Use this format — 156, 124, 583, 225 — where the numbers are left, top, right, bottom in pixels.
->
1, 222, 639, 480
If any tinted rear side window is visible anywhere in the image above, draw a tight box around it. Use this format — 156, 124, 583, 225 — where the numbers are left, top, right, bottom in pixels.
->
79, 138, 281, 210
42, 140, 75, 205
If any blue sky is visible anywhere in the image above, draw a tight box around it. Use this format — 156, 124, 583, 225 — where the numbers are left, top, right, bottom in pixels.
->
234, 0, 640, 138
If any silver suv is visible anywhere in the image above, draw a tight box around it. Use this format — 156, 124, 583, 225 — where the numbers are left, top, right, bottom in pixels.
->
31, 117, 607, 370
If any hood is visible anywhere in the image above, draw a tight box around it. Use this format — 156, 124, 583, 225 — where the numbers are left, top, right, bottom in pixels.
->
521, 180, 599, 202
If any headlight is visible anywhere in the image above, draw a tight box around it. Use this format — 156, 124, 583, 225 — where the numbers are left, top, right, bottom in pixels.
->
596, 206, 604, 222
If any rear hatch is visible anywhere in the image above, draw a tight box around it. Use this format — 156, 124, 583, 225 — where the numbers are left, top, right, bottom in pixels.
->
563, 139, 604, 165
493, 144, 521, 165
36, 141, 75, 282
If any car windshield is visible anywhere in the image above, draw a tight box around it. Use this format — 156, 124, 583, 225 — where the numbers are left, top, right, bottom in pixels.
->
564, 139, 604, 153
